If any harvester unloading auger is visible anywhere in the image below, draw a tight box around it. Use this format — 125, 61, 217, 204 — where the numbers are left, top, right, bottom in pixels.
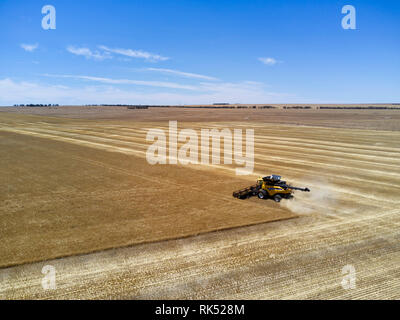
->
232, 175, 310, 202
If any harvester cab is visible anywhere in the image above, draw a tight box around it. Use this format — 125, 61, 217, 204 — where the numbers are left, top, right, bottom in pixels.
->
233, 174, 310, 202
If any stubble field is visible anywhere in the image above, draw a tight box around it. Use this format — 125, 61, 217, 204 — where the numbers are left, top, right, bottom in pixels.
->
0, 107, 399, 299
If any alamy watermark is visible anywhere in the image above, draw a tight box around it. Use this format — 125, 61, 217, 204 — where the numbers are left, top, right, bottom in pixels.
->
42, 5, 56, 30
146, 121, 254, 175
341, 5, 356, 30
41, 265, 56, 290
341, 264, 356, 290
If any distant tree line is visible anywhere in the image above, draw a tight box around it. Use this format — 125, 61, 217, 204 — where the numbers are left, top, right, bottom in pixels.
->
85, 104, 149, 107
87, 104, 280, 109
186, 106, 236, 109
283, 106, 311, 109
127, 105, 149, 109
319, 106, 400, 110
16, 104, 397, 110
14, 104, 59, 107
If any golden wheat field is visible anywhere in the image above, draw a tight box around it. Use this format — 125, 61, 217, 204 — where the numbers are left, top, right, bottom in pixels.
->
1, 107, 400, 299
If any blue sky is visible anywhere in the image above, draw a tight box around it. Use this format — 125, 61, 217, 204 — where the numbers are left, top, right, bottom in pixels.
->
0, 0, 399, 105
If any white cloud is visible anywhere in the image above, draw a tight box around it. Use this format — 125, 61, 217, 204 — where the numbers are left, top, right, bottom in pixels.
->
145, 68, 219, 81
0, 78, 293, 106
99, 45, 169, 62
258, 57, 280, 66
20, 43, 38, 52
42, 74, 198, 90
67, 46, 111, 61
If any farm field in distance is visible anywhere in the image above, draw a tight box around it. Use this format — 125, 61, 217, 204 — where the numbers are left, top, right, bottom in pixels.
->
1, 106, 400, 299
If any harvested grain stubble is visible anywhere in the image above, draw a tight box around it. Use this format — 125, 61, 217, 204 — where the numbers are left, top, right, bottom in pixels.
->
0, 114, 295, 268
1, 109, 400, 299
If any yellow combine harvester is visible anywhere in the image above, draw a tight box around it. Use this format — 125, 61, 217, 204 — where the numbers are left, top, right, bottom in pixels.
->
232, 175, 310, 202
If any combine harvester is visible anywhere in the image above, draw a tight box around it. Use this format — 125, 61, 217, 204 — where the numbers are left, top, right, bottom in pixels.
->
233, 175, 310, 202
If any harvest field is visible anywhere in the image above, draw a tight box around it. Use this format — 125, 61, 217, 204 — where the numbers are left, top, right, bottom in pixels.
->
1, 107, 400, 299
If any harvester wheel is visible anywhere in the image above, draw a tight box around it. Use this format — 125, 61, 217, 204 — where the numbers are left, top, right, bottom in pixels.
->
273, 195, 282, 202
258, 191, 266, 199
